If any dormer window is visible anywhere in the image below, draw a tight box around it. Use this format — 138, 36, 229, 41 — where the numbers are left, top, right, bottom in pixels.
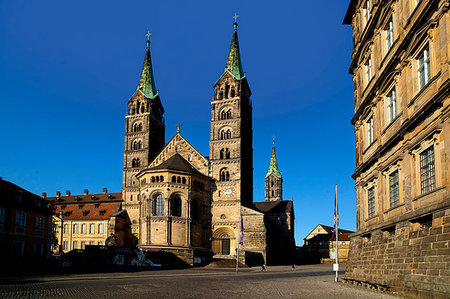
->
95, 204, 100, 209
99, 210, 106, 216
83, 211, 90, 216
78, 205, 84, 210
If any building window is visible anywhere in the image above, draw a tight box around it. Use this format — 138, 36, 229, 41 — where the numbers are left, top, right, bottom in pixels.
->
89, 241, 94, 245
132, 158, 141, 168
63, 241, 68, 251
220, 168, 230, 181
16, 212, 26, 227
73, 241, 78, 249
13, 241, 25, 256
171, 196, 182, 217
34, 243, 44, 257
417, 45, 430, 90
55, 223, 59, 233
155, 194, 164, 216
64, 224, 68, 234
98, 223, 104, 234
0, 208, 4, 224
420, 146, 436, 194
368, 186, 375, 218
220, 148, 231, 159
387, 88, 397, 123
389, 170, 400, 208
73, 224, 79, 234
342, 242, 346, 246
82, 224, 87, 234
367, 116, 374, 145
384, 19, 393, 51
98, 241, 103, 245
219, 129, 232, 140
36, 216, 45, 230
90, 224, 95, 234
365, 56, 372, 84
81, 241, 86, 249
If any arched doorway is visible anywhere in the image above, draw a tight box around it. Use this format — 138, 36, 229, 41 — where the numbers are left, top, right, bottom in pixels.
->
212, 227, 235, 255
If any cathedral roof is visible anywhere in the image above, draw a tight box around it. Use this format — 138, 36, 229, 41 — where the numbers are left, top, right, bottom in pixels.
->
223, 21, 245, 80
148, 153, 201, 174
265, 141, 282, 178
136, 38, 158, 99
253, 200, 293, 214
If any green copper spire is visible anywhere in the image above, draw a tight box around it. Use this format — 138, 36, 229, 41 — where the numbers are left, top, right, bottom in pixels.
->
137, 33, 158, 99
265, 139, 282, 178
224, 16, 245, 80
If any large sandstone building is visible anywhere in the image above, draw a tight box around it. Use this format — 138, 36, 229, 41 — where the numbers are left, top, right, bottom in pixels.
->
343, 0, 449, 297
121, 21, 295, 265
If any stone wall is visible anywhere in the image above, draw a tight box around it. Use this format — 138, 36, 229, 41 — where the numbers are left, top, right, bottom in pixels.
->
344, 207, 450, 298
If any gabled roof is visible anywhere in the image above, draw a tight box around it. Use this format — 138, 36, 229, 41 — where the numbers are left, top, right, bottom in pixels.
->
253, 200, 293, 214
147, 153, 201, 174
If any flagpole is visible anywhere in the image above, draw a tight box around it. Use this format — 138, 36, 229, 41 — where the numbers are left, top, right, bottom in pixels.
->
236, 214, 240, 273
335, 184, 339, 282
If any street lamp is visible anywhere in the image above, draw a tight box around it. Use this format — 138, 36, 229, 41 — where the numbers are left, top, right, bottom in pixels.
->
59, 207, 64, 265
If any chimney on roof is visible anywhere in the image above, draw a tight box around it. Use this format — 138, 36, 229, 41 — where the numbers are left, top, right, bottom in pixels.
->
102, 187, 108, 194
42, 192, 47, 198
83, 189, 88, 195
66, 190, 71, 196
56, 191, 61, 197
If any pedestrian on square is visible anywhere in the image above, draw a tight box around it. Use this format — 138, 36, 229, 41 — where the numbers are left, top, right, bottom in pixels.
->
292, 264, 296, 271
261, 264, 266, 272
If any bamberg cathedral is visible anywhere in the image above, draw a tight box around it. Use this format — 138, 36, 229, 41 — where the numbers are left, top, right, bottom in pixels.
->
121, 20, 295, 266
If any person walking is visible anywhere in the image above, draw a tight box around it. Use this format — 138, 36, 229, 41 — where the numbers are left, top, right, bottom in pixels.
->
261, 264, 266, 272
292, 264, 296, 271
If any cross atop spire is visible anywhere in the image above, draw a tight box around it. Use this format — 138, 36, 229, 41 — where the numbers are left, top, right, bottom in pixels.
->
272, 136, 275, 145
146, 31, 151, 41
176, 123, 182, 133
233, 13, 238, 28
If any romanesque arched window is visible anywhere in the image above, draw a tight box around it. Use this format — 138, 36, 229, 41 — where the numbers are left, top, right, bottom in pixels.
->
132, 140, 142, 150
177, 176, 181, 183
151, 176, 155, 183
172, 176, 176, 182
225, 148, 230, 158
132, 158, 140, 168
154, 194, 164, 216
141, 104, 145, 113
192, 199, 201, 220
156, 176, 160, 183
230, 88, 235, 98
160, 176, 164, 182
220, 168, 230, 181
182, 177, 186, 184
219, 129, 232, 140
171, 196, 182, 217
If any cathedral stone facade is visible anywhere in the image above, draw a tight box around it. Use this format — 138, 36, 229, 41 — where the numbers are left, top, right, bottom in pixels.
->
122, 21, 295, 266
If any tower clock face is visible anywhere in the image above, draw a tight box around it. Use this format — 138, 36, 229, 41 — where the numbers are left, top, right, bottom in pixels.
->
223, 186, 235, 197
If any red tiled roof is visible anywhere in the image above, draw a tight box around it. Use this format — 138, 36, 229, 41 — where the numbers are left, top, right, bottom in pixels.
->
319, 224, 354, 235
47, 192, 122, 204
48, 192, 123, 220
53, 202, 122, 220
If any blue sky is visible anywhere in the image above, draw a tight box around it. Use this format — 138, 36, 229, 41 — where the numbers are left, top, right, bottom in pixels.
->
0, 0, 354, 244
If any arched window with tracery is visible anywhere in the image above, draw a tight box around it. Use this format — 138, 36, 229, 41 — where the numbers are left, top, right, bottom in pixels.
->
132, 140, 142, 150
170, 196, 182, 217
154, 194, 164, 216
220, 148, 231, 159
220, 168, 230, 181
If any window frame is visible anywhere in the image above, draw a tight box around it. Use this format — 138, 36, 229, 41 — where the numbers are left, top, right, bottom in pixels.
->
417, 44, 431, 91
36, 216, 45, 231
419, 145, 436, 194
15, 212, 26, 228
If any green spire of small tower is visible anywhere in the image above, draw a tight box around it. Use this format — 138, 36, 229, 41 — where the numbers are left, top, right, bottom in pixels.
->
266, 138, 282, 178
137, 32, 158, 99
224, 14, 245, 80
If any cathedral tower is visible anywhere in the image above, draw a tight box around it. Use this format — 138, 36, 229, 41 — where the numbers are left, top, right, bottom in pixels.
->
210, 19, 253, 207
123, 36, 165, 235
209, 19, 253, 256
265, 139, 282, 201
